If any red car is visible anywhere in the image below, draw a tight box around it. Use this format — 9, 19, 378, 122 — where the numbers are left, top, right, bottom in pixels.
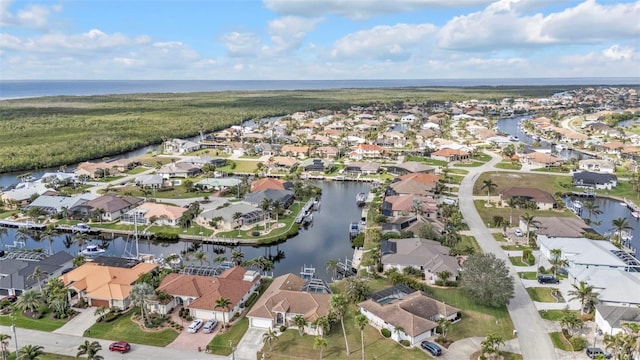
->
108, 341, 131, 353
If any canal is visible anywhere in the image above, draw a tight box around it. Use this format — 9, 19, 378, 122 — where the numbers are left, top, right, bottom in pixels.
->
0, 180, 371, 282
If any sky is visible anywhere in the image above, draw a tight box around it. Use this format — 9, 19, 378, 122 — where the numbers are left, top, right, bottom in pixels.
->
1, 0, 639, 80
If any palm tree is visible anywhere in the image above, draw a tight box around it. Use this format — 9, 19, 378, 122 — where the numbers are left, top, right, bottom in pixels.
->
330, 294, 350, 355
192, 251, 208, 266
74, 232, 90, 250
312, 316, 331, 338
94, 306, 108, 322
521, 212, 539, 247
18, 344, 45, 360
215, 297, 232, 329
611, 217, 633, 245
231, 250, 244, 266
436, 270, 452, 285
15, 290, 43, 314
583, 201, 602, 224
262, 328, 278, 352
436, 317, 451, 339
568, 281, 600, 315
40, 227, 57, 255
76, 340, 103, 360
325, 259, 338, 280
27, 266, 48, 293
292, 314, 307, 336
271, 200, 282, 222
313, 336, 328, 359
549, 249, 568, 277
130, 282, 154, 327
260, 198, 272, 231
480, 333, 504, 360
481, 179, 498, 201
355, 314, 368, 360
15, 227, 30, 245
0, 334, 11, 360
232, 212, 243, 235
345, 277, 370, 303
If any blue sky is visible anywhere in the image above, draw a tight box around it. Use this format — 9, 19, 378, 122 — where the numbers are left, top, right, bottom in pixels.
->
1, 0, 639, 80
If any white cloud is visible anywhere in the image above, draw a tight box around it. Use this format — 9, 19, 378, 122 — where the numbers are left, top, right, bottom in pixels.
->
219, 32, 262, 57
263, 16, 323, 56
438, 0, 640, 50
264, 0, 495, 19
0, 29, 151, 53
0, 0, 61, 29
602, 45, 635, 61
331, 23, 437, 60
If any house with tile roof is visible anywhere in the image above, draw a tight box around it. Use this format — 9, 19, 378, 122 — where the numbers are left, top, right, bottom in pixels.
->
385, 162, 436, 175
246, 273, 332, 335
250, 178, 293, 193
519, 151, 564, 167
380, 238, 461, 283
120, 202, 188, 226
430, 148, 469, 162
70, 194, 143, 221
349, 143, 386, 160
358, 287, 460, 346
381, 195, 438, 218
152, 266, 260, 321
500, 187, 556, 210
60, 260, 157, 309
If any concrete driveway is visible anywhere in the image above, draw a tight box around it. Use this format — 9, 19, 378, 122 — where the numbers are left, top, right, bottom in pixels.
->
53, 307, 100, 337
167, 324, 217, 352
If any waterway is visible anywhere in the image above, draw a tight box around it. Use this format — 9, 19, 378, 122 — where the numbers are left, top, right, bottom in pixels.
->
0, 180, 371, 282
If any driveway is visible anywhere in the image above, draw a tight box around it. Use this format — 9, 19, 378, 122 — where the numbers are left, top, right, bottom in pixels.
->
441, 337, 521, 360
235, 327, 265, 360
53, 307, 100, 337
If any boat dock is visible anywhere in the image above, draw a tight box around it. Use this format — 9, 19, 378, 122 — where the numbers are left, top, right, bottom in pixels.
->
0, 220, 45, 230
295, 198, 318, 224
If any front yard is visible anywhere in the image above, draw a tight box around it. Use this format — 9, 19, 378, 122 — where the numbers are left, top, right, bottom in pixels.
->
0, 310, 67, 332
84, 309, 179, 347
526, 287, 563, 303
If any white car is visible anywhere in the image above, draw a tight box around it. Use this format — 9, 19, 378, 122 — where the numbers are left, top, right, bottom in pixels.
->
514, 229, 523, 237
187, 319, 203, 333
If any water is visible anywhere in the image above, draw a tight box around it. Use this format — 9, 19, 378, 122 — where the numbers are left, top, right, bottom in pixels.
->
2, 78, 639, 100
0, 180, 370, 282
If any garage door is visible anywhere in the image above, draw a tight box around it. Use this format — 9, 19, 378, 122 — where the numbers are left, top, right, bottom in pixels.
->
91, 299, 110, 308
250, 317, 272, 329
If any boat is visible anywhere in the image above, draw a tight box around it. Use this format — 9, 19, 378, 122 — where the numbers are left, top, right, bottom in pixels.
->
555, 144, 567, 151
356, 192, 367, 206
163, 253, 182, 268
632, 211, 640, 219
349, 222, 360, 238
508, 135, 519, 142
81, 244, 106, 256
302, 213, 313, 225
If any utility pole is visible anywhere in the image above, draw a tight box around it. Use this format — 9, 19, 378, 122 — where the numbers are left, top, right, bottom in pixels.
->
11, 315, 18, 354
229, 340, 236, 360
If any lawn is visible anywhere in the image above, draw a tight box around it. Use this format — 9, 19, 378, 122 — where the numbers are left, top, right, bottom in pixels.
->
509, 256, 534, 267
474, 200, 574, 231
124, 167, 147, 175
455, 235, 482, 254
454, 160, 484, 167
405, 155, 448, 167
84, 309, 179, 347
132, 154, 180, 167
493, 233, 507, 242
0, 310, 67, 332
209, 317, 249, 356
6, 353, 76, 360
539, 309, 579, 321
109, 184, 212, 199
549, 331, 573, 351
501, 244, 532, 251
517, 272, 538, 280
494, 162, 522, 170
217, 160, 259, 173
448, 168, 469, 175
526, 287, 560, 303
473, 172, 571, 197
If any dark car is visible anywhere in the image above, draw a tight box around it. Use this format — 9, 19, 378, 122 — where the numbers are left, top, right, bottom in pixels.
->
420, 341, 442, 356
537, 274, 560, 284
1, 295, 17, 303
586, 347, 611, 359
109, 341, 131, 353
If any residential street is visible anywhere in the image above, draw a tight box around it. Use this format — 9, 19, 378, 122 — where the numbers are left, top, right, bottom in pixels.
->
457, 152, 559, 360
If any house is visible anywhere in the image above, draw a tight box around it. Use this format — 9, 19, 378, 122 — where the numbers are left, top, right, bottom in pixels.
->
157, 162, 201, 179
519, 152, 564, 167
538, 236, 639, 272
267, 156, 299, 171
528, 217, 594, 238
75, 161, 120, 179
300, 158, 332, 172
121, 202, 188, 226
349, 144, 386, 160
71, 194, 143, 221
381, 238, 461, 283
500, 187, 556, 210
195, 177, 242, 192
244, 189, 294, 209
343, 162, 381, 175
0, 251, 73, 296
430, 148, 469, 162
596, 305, 640, 335
573, 171, 618, 190
385, 162, 436, 175
358, 286, 460, 346
570, 268, 640, 307
134, 174, 165, 189
164, 138, 200, 154
247, 273, 332, 334
250, 178, 293, 192
1, 182, 53, 207
152, 267, 261, 322
60, 257, 157, 309
199, 202, 263, 230
280, 145, 309, 158
312, 146, 340, 159
381, 195, 438, 218
388, 179, 436, 197
578, 159, 616, 174
24, 194, 96, 215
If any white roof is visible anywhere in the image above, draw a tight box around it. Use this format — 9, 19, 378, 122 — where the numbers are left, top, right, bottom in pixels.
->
1, 182, 51, 201
570, 267, 640, 305
538, 236, 628, 268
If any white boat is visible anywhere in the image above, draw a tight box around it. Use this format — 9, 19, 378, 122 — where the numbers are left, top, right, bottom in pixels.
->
555, 144, 567, 151
81, 244, 106, 256
632, 211, 640, 219
508, 135, 519, 142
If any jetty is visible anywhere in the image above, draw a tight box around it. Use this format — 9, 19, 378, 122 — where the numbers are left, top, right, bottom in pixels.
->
0, 220, 45, 230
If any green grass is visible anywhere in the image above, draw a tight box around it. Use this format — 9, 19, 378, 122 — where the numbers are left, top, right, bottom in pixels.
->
549, 331, 573, 351
501, 244, 533, 251
509, 256, 534, 267
473, 172, 571, 197
494, 162, 522, 170
455, 235, 483, 254
84, 309, 179, 347
474, 200, 574, 232
6, 353, 76, 360
518, 272, 538, 280
539, 309, 579, 321
493, 233, 507, 242
217, 160, 260, 173
208, 317, 249, 356
0, 209, 20, 219
405, 155, 448, 166
124, 167, 147, 174
526, 287, 560, 303
0, 310, 67, 332
109, 185, 211, 199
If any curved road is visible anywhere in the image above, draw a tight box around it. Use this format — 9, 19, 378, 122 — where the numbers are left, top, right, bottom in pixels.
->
457, 152, 558, 360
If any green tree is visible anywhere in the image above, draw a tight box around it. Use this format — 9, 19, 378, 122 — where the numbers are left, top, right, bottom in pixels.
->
325, 259, 338, 281
0, 334, 11, 360
583, 201, 602, 224
27, 266, 48, 293
192, 251, 208, 266
480, 333, 504, 360
549, 249, 568, 277
18, 344, 45, 360
94, 306, 108, 322
312, 316, 331, 338
521, 212, 539, 247
313, 336, 328, 360
611, 217, 633, 245
76, 340, 103, 360
330, 294, 350, 355
73, 255, 86, 268
559, 308, 583, 337
460, 253, 514, 308
130, 282, 154, 326
481, 179, 498, 200
15, 290, 43, 313
568, 281, 599, 315
436, 317, 451, 339
292, 314, 307, 336
232, 212, 243, 235
231, 250, 244, 266
215, 297, 232, 329
344, 277, 370, 303
354, 314, 368, 360
262, 328, 278, 352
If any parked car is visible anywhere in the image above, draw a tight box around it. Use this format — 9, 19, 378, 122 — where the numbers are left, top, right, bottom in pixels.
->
1, 295, 17, 303
202, 319, 218, 334
514, 228, 523, 237
586, 347, 611, 359
420, 341, 442, 356
537, 274, 560, 284
187, 319, 203, 333
108, 341, 131, 353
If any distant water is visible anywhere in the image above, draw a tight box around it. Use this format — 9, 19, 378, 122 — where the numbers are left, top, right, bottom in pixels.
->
1, 78, 639, 100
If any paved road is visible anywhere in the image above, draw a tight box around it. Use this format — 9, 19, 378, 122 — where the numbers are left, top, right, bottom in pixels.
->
457, 152, 558, 360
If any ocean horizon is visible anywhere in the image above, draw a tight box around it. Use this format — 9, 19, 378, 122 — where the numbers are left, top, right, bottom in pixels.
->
1, 78, 639, 100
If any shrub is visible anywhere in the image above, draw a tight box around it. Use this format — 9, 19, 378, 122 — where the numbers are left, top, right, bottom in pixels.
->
400, 340, 410, 347
186, 315, 193, 321
252, 231, 260, 236
381, 328, 391, 338
279, 325, 287, 332
569, 336, 587, 351
155, 232, 179, 241
538, 266, 546, 274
